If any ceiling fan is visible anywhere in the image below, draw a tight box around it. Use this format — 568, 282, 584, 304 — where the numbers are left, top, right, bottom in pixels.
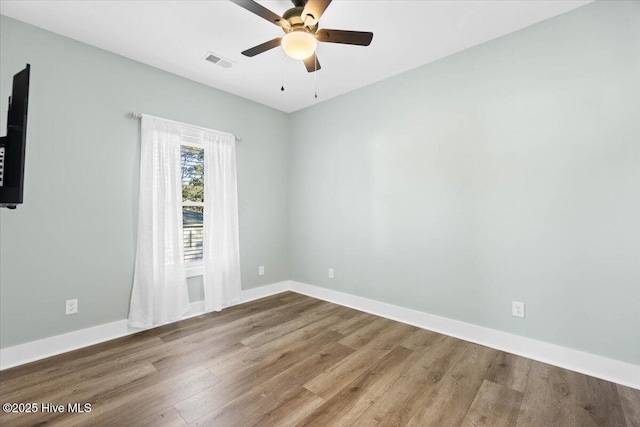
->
230, 0, 374, 72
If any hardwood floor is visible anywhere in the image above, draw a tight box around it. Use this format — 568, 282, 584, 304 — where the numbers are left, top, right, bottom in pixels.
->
0, 292, 638, 426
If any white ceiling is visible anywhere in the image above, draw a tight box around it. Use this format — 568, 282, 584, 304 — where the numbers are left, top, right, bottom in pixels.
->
0, 0, 591, 113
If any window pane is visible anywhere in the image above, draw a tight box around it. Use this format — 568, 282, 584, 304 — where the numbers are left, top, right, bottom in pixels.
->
181, 146, 204, 203
183, 206, 203, 262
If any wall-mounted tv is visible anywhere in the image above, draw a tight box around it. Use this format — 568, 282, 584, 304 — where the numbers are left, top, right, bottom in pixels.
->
0, 64, 30, 209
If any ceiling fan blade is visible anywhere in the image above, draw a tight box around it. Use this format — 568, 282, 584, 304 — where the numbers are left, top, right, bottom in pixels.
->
302, 0, 332, 23
229, 0, 288, 28
242, 38, 282, 57
304, 53, 321, 73
316, 29, 373, 46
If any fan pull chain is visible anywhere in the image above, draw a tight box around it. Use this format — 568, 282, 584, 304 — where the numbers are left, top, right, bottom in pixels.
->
314, 56, 318, 99
281, 54, 285, 92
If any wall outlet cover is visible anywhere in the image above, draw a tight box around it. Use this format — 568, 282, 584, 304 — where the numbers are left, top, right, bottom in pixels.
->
512, 301, 525, 318
66, 299, 78, 315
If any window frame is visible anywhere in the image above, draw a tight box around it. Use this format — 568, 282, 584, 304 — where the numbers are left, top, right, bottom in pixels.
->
180, 140, 205, 277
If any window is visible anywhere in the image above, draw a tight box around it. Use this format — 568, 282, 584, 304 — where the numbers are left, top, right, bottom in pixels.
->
131, 115, 241, 325
181, 144, 204, 263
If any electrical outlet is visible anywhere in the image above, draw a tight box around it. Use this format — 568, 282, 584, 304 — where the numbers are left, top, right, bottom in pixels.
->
258, 265, 264, 276
512, 301, 525, 318
328, 268, 334, 279
66, 299, 78, 315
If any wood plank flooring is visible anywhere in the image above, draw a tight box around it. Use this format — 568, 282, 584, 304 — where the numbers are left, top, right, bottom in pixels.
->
0, 292, 638, 426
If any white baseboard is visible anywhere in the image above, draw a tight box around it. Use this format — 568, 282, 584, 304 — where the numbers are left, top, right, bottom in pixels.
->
289, 281, 640, 390
240, 281, 290, 303
0, 319, 134, 371
2, 280, 637, 390
0, 281, 289, 371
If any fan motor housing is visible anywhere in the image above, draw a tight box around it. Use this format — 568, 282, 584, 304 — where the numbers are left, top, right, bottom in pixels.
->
282, 7, 318, 33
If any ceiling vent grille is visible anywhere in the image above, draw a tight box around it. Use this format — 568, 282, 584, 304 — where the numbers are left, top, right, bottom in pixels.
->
204, 52, 233, 69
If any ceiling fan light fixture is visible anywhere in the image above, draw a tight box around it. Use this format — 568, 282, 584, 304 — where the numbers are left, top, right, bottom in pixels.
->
281, 30, 317, 60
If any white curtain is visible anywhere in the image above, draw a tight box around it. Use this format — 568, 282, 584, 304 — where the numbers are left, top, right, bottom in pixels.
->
202, 132, 242, 311
128, 116, 191, 328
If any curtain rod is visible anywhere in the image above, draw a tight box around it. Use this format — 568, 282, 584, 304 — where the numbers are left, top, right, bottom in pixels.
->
126, 112, 243, 143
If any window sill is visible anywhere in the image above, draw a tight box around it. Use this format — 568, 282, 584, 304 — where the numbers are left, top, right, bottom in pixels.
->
186, 263, 203, 278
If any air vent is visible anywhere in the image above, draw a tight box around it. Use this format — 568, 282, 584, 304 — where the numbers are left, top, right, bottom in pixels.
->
203, 52, 234, 69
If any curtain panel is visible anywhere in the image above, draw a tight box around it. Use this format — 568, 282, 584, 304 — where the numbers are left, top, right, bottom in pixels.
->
203, 132, 241, 312
129, 116, 191, 328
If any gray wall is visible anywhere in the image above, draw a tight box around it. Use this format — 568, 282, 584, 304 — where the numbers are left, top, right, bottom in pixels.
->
289, 1, 640, 365
0, 16, 290, 348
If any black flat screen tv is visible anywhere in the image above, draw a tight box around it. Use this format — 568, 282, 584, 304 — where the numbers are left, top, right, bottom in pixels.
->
0, 64, 30, 209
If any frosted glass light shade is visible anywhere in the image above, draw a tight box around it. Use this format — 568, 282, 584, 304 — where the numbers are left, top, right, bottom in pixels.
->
281, 31, 317, 60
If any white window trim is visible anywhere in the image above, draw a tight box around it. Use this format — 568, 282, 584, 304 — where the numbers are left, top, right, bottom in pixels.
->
185, 261, 203, 278
180, 139, 204, 149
